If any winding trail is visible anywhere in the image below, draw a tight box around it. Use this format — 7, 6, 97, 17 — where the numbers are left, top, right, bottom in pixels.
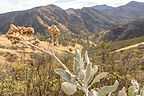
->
113, 42, 144, 52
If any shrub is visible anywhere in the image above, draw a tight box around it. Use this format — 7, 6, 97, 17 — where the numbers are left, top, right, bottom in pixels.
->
119, 80, 144, 96
2, 24, 143, 96
55, 49, 119, 96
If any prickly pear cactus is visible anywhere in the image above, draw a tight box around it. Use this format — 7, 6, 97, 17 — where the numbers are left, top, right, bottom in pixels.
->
55, 49, 119, 96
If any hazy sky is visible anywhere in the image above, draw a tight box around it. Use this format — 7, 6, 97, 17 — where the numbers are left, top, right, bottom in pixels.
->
0, 0, 144, 13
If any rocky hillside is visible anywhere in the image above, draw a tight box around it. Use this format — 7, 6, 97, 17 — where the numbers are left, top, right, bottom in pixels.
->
0, 1, 144, 38
66, 8, 114, 35
0, 4, 114, 37
99, 18, 144, 41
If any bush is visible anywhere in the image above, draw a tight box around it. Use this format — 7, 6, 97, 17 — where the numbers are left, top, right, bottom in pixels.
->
2, 24, 143, 96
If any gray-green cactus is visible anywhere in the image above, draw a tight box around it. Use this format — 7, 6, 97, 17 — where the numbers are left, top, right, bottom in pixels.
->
55, 49, 119, 96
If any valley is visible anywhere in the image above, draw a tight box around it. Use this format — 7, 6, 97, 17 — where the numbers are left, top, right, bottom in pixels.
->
0, 1, 144, 96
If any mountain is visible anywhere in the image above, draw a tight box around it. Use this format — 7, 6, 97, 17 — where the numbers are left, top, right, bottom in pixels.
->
0, 5, 70, 34
1, 1, 144, 38
99, 18, 144, 41
66, 7, 114, 35
92, 5, 113, 10
0, 5, 114, 37
102, 1, 144, 22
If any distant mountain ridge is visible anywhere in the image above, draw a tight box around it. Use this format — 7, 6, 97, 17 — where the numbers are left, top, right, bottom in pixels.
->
92, 5, 113, 10
102, 1, 144, 22
0, 1, 144, 39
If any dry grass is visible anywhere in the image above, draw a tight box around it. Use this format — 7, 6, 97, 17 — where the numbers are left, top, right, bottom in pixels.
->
0, 35, 82, 65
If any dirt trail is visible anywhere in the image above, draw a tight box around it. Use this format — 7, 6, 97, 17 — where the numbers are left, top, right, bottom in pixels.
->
113, 42, 144, 52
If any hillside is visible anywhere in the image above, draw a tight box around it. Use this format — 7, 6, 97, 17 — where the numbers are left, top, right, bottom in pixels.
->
66, 8, 115, 35
111, 36, 144, 50
99, 18, 144, 41
0, 1, 144, 38
0, 4, 115, 37
0, 35, 82, 65
102, 1, 144, 22
1, 1, 144, 96
113, 41, 144, 52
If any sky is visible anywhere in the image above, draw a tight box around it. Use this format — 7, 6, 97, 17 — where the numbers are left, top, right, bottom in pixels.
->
0, 0, 144, 14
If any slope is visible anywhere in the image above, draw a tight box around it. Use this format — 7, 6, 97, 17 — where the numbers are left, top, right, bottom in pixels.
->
102, 1, 144, 22
99, 18, 144, 41
0, 5, 114, 37
0, 35, 82, 65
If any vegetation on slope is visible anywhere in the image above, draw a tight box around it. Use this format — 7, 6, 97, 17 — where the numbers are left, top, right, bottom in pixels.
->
111, 36, 144, 50
0, 21, 144, 95
100, 18, 144, 42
